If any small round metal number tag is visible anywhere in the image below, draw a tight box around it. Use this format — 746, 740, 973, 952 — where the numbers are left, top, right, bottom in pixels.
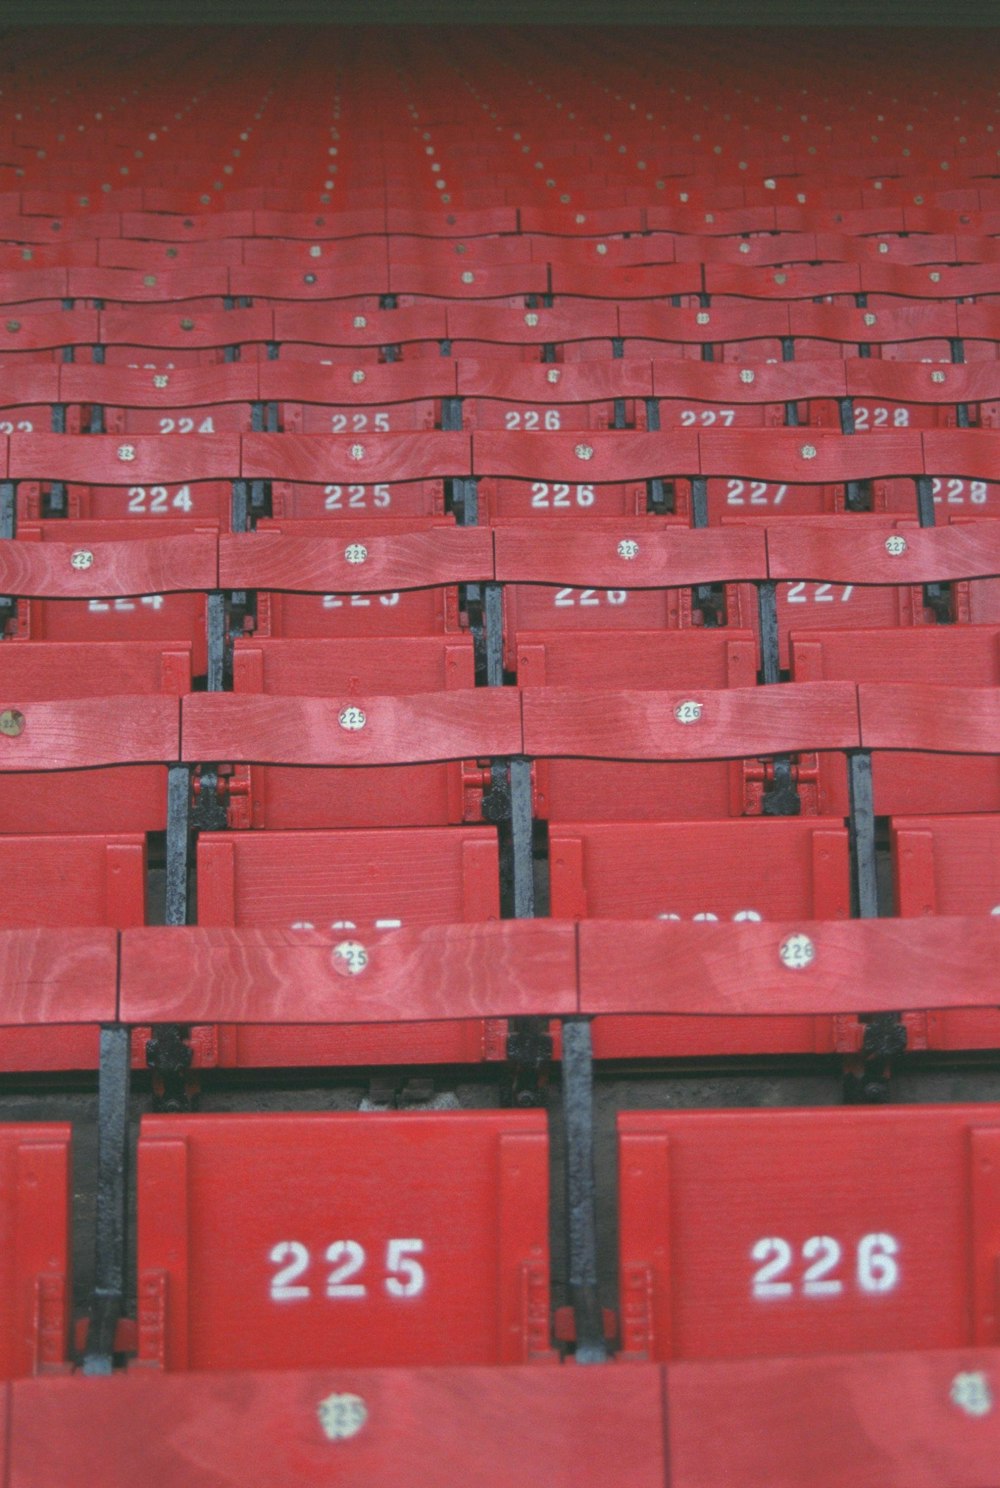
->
332, 940, 368, 977
317, 1393, 368, 1440
674, 700, 703, 724
179, 318, 195, 331
617, 538, 639, 560
0, 708, 24, 737
779, 933, 815, 970
353, 316, 367, 329
950, 1372, 993, 1418
885, 535, 908, 556
864, 312, 877, 326
344, 543, 367, 564
739, 369, 755, 383
348, 444, 365, 461
800, 444, 817, 460
575, 444, 594, 461
71, 550, 94, 570
547, 368, 560, 383
153, 374, 169, 388
931, 370, 945, 383
461, 270, 474, 283
351, 369, 365, 383
117, 444, 136, 462
524, 312, 539, 327
338, 706, 366, 731
696, 311, 710, 325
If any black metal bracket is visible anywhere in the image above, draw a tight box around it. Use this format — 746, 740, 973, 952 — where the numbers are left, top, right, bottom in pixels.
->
81, 1025, 131, 1375
561, 1018, 608, 1363
757, 581, 802, 813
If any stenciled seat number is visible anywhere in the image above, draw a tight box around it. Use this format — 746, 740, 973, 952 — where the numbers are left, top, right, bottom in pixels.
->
128, 484, 194, 513
531, 482, 595, 508
158, 416, 215, 434
553, 587, 627, 607
751, 1232, 900, 1300
87, 595, 165, 613
324, 484, 391, 511
504, 409, 561, 430
322, 592, 400, 608
269, 1238, 426, 1302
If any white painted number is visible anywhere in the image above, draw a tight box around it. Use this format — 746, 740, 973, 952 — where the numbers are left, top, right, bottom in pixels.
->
553, 587, 627, 607
680, 408, 735, 426
932, 477, 988, 506
0, 419, 32, 434
322, 591, 400, 608
530, 481, 595, 508
269, 1239, 427, 1303
323, 484, 391, 511
504, 409, 561, 430
330, 412, 390, 433
853, 406, 910, 429
127, 484, 193, 513
87, 595, 165, 613
157, 416, 215, 434
786, 582, 854, 604
726, 479, 786, 506
752, 1232, 900, 1301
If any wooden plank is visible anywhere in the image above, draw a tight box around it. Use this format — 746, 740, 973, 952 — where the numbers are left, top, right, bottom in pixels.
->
259, 360, 456, 405
859, 682, 1000, 753
120, 922, 578, 1024
8, 433, 240, 483
522, 682, 859, 760
182, 691, 522, 764
0, 928, 117, 1025
580, 917, 1000, 1017
60, 362, 259, 408
768, 521, 1000, 584
0, 696, 179, 770
923, 430, 1000, 481
0, 534, 218, 597
241, 432, 471, 481
495, 525, 766, 586
9, 1363, 667, 1487
457, 358, 653, 402
473, 430, 699, 481
219, 528, 492, 592
846, 359, 1000, 405
668, 1348, 1000, 1488
698, 429, 924, 482
653, 358, 847, 403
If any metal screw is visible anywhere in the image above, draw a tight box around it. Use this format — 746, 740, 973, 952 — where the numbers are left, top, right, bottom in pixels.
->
0, 708, 24, 737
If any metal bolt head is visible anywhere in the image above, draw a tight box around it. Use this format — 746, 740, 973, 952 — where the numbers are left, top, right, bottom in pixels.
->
70, 549, 94, 570
575, 443, 594, 461
885, 534, 908, 556
338, 706, 366, 731
617, 538, 640, 560
348, 444, 364, 461
0, 708, 24, 737
739, 369, 755, 383
800, 444, 817, 460
344, 543, 368, 564
674, 700, 703, 723
331, 940, 369, 976
351, 369, 365, 384
5, 320, 19, 333
779, 932, 816, 970
117, 444, 136, 461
